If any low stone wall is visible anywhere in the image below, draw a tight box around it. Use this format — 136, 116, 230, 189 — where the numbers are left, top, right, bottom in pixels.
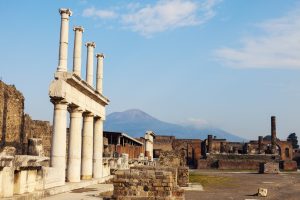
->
218, 159, 261, 170
280, 160, 297, 171
113, 167, 184, 200
259, 162, 279, 174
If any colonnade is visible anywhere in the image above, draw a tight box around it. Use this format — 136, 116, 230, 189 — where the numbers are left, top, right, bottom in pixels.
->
50, 8, 106, 183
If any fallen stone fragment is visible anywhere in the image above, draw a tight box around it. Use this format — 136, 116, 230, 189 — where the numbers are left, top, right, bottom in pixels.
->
257, 188, 267, 197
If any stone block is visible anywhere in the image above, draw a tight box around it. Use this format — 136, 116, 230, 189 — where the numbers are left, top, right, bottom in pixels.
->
259, 162, 279, 174
258, 188, 268, 197
28, 138, 45, 156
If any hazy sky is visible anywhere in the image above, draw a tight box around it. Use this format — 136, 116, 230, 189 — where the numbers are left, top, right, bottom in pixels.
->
1, 0, 300, 140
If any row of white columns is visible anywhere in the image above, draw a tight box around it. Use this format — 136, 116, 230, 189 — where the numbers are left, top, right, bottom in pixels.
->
51, 102, 104, 182
50, 8, 105, 183
57, 8, 104, 93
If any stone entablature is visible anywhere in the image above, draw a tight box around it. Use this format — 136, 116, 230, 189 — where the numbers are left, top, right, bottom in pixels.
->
49, 71, 108, 118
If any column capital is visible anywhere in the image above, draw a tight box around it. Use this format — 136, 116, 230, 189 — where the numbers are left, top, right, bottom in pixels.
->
50, 98, 68, 106
73, 26, 84, 32
59, 8, 72, 17
96, 53, 105, 59
85, 42, 96, 48
83, 112, 94, 117
68, 105, 84, 113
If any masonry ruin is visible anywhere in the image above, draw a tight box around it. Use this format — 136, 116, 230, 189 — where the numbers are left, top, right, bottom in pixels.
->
198, 116, 297, 171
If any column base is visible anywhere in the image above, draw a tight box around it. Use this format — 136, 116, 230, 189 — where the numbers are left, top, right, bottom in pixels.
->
81, 175, 92, 180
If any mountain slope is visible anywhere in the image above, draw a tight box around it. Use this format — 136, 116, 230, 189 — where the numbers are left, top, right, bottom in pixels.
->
104, 109, 245, 142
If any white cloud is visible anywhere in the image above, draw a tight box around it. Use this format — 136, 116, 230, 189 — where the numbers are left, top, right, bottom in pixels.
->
215, 7, 300, 69
82, 7, 118, 19
82, 0, 222, 37
183, 118, 210, 129
122, 0, 221, 36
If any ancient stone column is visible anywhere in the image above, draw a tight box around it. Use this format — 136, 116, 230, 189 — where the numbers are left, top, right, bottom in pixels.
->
73, 26, 84, 77
50, 99, 68, 178
81, 112, 94, 180
258, 136, 263, 154
85, 42, 96, 86
67, 106, 83, 182
57, 8, 72, 72
207, 135, 213, 153
271, 116, 276, 154
93, 117, 103, 179
96, 53, 104, 93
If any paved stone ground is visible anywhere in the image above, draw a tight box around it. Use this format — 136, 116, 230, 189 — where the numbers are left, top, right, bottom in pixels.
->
186, 170, 300, 200
42, 171, 300, 200
43, 184, 113, 200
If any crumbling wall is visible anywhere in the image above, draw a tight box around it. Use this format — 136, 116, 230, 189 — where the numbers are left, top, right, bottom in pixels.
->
0, 81, 52, 156
113, 166, 184, 200
23, 115, 52, 156
0, 81, 24, 153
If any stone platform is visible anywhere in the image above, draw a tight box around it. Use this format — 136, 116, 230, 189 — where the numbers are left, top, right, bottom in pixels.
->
8, 175, 113, 200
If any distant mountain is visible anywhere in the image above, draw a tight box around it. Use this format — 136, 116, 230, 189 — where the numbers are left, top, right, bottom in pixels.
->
104, 109, 245, 142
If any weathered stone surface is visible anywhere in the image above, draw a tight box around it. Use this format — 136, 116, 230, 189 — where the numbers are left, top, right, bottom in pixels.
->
112, 167, 185, 200
280, 160, 297, 171
0, 81, 24, 153
259, 162, 279, 174
28, 138, 45, 156
258, 188, 268, 197
177, 167, 189, 187
0, 146, 16, 156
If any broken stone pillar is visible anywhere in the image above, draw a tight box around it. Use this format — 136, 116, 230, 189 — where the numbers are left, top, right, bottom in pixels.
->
258, 136, 263, 154
50, 99, 68, 180
72, 26, 84, 77
271, 116, 277, 154
57, 8, 72, 72
85, 42, 96, 86
27, 138, 44, 156
67, 106, 83, 182
81, 112, 94, 180
93, 117, 103, 179
207, 135, 213, 153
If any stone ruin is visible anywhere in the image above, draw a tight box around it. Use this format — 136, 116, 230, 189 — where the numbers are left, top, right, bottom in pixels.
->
112, 149, 189, 199
0, 7, 111, 198
113, 166, 185, 200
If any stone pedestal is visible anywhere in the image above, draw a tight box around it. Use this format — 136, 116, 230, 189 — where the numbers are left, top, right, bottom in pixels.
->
81, 112, 94, 180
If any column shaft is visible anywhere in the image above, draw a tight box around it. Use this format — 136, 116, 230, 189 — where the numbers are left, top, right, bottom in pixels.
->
67, 108, 83, 182
50, 100, 68, 178
57, 8, 72, 72
93, 118, 103, 179
73, 26, 84, 77
81, 113, 94, 180
85, 42, 96, 86
96, 54, 104, 93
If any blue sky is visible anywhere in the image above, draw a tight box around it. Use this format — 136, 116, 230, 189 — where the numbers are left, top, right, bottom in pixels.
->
1, 0, 300, 139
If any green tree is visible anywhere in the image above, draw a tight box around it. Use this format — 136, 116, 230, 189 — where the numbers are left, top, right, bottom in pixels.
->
287, 133, 299, 149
